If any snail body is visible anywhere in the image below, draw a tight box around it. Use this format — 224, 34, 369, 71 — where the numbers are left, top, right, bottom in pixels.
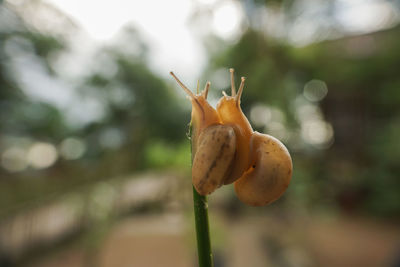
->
170, 69, 292, 206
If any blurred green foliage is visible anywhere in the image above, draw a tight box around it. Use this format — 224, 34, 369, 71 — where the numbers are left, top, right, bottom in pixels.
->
144, 140, 190, 169
206, 26, 400, 217
0, 3, 188, 215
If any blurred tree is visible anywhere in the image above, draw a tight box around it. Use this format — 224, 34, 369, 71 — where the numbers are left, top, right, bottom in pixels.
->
0, 17, 67, 138
0, 2, 186, 173
0, 1, 188, 214
205, 2, 400, 217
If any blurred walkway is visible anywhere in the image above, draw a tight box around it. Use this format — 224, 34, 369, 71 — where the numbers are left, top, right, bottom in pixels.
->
97, 215, 191, 267
28, 213, 400, 267
3, 172, 399, 267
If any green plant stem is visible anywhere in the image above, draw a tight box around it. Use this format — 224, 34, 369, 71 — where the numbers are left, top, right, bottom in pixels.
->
192, 186, 213, 267
190, 122, 213, 267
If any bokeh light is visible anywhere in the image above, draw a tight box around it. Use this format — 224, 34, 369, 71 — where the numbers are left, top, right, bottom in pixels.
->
59, 137, 86, 160
301, 119, 334, 148
303, 79, 328, 102
250, 104, 272, 127
27, 142, 58, 169
212, 0, 243, 40
1, 147, 28, 172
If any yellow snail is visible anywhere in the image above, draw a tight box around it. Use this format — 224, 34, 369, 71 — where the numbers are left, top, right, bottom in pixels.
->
170, 69, 292, 206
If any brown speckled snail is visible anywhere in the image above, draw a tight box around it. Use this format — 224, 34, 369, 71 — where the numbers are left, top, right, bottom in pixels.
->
170, 69, 292, 206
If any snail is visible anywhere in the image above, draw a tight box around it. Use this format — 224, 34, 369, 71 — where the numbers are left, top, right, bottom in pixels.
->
170, 69, 292, 206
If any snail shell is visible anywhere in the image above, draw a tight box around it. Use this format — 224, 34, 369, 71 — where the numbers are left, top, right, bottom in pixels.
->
192, 125, 236, 195
234, 132, 292, 206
